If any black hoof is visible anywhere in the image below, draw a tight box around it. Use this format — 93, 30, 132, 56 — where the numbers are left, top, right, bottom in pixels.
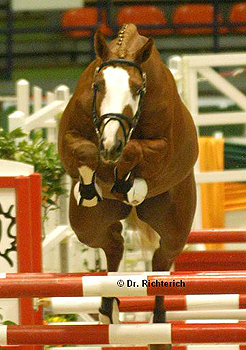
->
99, 297, 120, 324
153, 308, 166, 323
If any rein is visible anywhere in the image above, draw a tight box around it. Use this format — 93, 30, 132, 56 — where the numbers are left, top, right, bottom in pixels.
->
92, 59, 146, 143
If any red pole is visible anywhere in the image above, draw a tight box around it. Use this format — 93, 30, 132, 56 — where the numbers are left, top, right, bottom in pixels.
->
188, 229, 246, 243
15, 177, 33, 278
29, 173, 43, 350
15, 176, 34, 326
118, 296, 155, 312
0, 276, 83, 297
29, 174, 42, 274
118, 296, 186, 312
172, 323, 246, 343
174, 250, 246, 271
240, 294, 246, 308
15, 176, 36, 350
3, 272, 107, 278
2, 270, 246, 278
6, 325, 109, 345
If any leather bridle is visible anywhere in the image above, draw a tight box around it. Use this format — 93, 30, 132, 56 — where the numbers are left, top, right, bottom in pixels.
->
92, 59, 146, 144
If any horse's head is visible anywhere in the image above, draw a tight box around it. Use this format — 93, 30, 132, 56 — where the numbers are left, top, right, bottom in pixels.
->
92, 29, 153, 163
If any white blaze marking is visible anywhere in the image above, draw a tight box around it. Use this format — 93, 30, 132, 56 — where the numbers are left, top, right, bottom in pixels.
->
101, 67, 140, 150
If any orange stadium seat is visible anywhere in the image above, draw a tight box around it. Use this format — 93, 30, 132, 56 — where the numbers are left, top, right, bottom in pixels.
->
229, 2, 246, 33
62, 8, 112, 38
117, 5, 172, 35
173, 4, 227, 35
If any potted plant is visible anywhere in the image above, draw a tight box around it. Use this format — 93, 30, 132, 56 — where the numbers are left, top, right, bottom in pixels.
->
0, 127, 66, 236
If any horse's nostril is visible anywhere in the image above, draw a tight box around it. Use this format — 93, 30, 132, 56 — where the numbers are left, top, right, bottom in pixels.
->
115, 140, 123, 153
100, 141, 105, 152
100, 139, 123, 163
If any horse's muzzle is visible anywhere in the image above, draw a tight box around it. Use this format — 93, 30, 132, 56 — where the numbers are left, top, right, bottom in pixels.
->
100, 139, 124, 163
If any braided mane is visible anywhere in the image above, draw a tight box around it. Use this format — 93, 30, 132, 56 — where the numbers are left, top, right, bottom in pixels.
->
116, 24, 138, 59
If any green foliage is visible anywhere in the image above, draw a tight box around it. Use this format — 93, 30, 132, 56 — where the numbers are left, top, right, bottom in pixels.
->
0, 127, 26, 159
3, 320, 17, 325
0, 127, 66, 226
44, 314, 78, 323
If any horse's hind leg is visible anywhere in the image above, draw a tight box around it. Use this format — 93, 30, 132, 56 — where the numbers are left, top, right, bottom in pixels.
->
137, 172, 197, 350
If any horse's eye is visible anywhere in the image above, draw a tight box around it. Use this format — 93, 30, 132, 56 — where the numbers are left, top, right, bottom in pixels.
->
133, 85, 142, 96
92, 81, 98, 90
93, 81, 104, 92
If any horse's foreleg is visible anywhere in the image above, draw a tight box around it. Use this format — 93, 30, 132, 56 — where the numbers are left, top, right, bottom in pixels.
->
74, 165, 102, 207
99, 221, 124, 324
112, 140, 145, 205
69, 192, 131, 325
111, 168, 148, 206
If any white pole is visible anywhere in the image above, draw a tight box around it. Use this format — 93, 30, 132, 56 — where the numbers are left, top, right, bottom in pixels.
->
16, 79, 30, 117
182, 57, 201, 229
8, 111, 25, 132
168, 55, 183, 97
47, 91, 55, 105
45, 91, 56, 143
55, 85, 70, 102
33, 86, 42, 113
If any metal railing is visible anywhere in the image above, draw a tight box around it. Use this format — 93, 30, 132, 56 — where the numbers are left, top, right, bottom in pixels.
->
1, 0, 246, 79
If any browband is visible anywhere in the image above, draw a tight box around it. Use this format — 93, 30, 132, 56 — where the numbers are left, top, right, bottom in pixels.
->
95, 59, 144, 77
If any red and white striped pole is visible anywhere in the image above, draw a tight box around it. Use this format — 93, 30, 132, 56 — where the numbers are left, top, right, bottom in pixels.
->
48, 346, 246, 350
43, 293, 246, 314
1, 323, 246, 345
0, 272, 246, 297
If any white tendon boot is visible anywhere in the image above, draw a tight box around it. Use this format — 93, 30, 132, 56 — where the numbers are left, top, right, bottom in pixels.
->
74, 165, 102, 207
125, 177, 148, 206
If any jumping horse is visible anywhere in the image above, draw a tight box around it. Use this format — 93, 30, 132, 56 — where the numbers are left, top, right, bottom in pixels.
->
58, 24, 198, 350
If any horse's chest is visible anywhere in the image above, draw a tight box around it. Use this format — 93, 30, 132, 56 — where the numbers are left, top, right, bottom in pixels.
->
96, 167, 116, 200
97, 163, 115, 185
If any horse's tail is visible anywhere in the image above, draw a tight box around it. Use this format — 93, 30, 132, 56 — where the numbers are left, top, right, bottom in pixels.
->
124, 207, 160, 253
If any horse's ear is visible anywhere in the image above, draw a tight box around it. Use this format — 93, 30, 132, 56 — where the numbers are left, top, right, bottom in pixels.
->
135, 38, 153, 64
94, 29, 109, 61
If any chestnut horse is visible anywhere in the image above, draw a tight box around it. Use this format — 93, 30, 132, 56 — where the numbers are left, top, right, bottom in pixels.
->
58, 24, 198, 349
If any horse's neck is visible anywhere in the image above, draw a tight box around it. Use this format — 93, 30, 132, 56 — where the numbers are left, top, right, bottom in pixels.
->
137, 47, 177, 137
144, 46, 167, 91
74, 59, 100, 114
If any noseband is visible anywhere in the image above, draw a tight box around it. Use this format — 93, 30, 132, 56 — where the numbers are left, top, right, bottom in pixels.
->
92, 59, 146, 143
